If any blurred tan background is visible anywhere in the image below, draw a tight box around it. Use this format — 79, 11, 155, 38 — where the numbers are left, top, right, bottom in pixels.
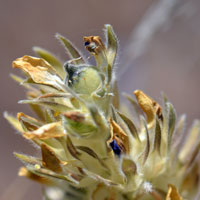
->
1, 0, 200, 199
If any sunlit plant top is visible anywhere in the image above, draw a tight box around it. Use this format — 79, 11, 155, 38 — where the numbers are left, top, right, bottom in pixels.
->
5, 24, 200, 200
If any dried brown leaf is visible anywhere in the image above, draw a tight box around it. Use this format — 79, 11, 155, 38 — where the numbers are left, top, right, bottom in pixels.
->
12, 56, 65, 91
109, 118, 130, 153
134, 90, 162, 129
166, 184, 183, 200
41, 143, 62, 173
17, 112, 43, 131
23, 121, 65, 139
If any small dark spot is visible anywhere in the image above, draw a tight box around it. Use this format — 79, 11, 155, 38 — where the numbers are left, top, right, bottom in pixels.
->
110, 140, 121, 157
84, 41, 90, 46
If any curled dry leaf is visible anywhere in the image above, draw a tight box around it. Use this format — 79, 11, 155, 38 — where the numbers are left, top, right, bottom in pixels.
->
134, 90, 162, 129
83, 36, 107, 68
23, 121, 65, 139
109, 118, 130, 153
12, 56, 65, 91
83, 36, 106, 55
17, 112, 43, 131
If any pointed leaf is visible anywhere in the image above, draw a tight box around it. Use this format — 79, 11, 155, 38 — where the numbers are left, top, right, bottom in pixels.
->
172, 114, 186, 148
19, 99, 72, 112
4, 112, 23, 133
153, 118, 162, 154
76, 146, 108, 169
140, 117, 150, 164
38, 93, 71, 99
117, 111, 140, 141
23, 77, 63, 93
18, 167, 53, 185
82, 168, 118, 187
166, 102, 176, 151
179, 120, 200, 162
14, 152, 41, 165
89, 106, 109, 138
27, 165, 79, 185
10, 74, 40, 95
123, 93, 143, 118
56, 33, 84, 64
29, 104, 46, 121
66, 136, 81, 160
105, 24, 118, 67
106, 63, 112, 84
185, 140, 200, 169
111, 105, 118, 123
10, 73, 24, 83
44, 109, 57, 123
10, 74, 37, 91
